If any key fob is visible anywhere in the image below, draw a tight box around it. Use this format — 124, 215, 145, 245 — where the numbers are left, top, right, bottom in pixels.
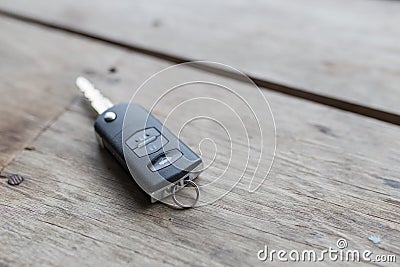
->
94, 103, 203, 203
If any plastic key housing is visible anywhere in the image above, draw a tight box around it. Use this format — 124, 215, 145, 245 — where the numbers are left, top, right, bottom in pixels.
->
94, 103, 203, 202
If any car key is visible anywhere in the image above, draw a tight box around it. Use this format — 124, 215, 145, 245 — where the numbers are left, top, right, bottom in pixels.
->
76, 76, 203, 208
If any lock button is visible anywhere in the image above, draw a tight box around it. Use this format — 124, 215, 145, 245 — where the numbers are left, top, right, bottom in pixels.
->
133, 135, 168, 157
126, 128, 160, 150
126, 128, 169, 157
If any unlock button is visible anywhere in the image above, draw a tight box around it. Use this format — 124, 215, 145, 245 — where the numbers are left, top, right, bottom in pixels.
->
148, 149, 183, 172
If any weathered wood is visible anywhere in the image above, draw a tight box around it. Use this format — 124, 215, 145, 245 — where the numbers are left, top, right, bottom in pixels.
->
0, 15, 171, 169
0, 0, 399, 114
0, 25, 76, 168
0, 16, 399, 266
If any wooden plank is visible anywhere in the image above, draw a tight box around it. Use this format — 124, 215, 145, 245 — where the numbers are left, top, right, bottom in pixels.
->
0, 16, 399, 266
0, 12, 173, 169
0, 24, 77, 168
0, 0, 399, 115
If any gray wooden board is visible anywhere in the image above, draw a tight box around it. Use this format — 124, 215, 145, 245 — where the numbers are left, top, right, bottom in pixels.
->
0, 0, 399, 114
0, 16, 399, 266
0, 25, 77, 168
0, 12, 169, 168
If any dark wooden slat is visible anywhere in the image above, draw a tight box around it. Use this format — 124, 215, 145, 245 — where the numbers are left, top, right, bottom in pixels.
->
0, 8, 399, 126
0, 0, 399, 116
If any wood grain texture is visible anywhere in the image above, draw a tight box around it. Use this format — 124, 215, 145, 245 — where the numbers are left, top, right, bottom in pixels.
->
0, 0, 399, 114
0, 25, 76, 168
0, 14, 171, 169
0, 16, 399, 266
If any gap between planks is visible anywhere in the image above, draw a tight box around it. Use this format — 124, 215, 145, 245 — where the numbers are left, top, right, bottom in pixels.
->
0, 8, 399, 126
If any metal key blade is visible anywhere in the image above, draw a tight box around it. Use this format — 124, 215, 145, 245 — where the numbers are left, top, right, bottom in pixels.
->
76, 76, 113, 114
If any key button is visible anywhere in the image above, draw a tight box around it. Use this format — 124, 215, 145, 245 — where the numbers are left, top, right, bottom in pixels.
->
148, 149, 183, 172
126, 128, 161, 150
103, 111, 117, 122
137, 135, 156, 148
133, 135, 168, 157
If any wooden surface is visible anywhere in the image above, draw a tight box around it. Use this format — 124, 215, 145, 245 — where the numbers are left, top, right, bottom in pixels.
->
0, 0, 400, 114
0, 3, 399, 267
0, 37, 75, 168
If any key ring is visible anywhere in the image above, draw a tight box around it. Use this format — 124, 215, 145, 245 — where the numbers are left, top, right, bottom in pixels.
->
172, 180, 200, 209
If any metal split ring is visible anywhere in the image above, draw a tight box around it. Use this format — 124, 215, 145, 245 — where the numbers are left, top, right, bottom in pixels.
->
172, 180, 200, 209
